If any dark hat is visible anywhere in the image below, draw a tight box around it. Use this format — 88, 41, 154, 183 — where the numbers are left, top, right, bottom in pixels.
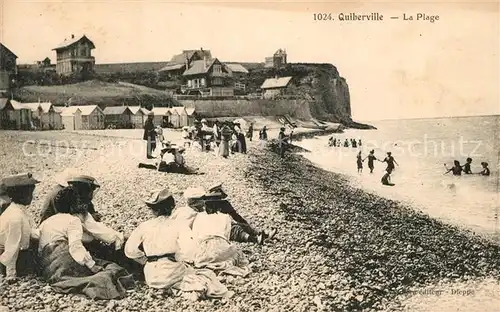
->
387, 152, 392, 155
280, 126, 285, 130
68, 175, 100, 188
2, 173, 40, 188
145, 188, 174, 206
370, 149, 375, 154
481, 162, 488, 166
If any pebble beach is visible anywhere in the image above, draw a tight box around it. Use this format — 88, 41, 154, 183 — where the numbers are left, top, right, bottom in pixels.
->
0, 128, 499, 312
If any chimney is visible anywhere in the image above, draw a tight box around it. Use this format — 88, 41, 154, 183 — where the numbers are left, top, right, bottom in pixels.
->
71, 34, 75, 39
204, 55, 207, 68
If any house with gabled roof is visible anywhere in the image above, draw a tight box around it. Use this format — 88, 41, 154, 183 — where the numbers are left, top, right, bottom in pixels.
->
182, 57, 234, 97
158, 48, 212, 77
103, 106, 133, 128
0, 43, 18, 75
260, 76, 294, 99
265, 48, 287, 68
53, 34, 95, 76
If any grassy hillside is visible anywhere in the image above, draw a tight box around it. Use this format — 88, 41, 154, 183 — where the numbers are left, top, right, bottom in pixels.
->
14, 80, 176, 108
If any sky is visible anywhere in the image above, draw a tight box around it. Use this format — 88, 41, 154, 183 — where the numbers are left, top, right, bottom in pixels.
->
1, 0, 499, 121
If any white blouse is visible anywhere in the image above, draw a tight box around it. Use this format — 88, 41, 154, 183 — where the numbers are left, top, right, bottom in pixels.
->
191, 212, 232, 241
125, 216, 185, 259
170, 206, 198, 227
0, 203, 37, 275
38, 214, 96, 268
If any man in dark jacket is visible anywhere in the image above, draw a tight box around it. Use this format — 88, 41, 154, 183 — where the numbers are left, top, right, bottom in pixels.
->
143, 112, 156, 159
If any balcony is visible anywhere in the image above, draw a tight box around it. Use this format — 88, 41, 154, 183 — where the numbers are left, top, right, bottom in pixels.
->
210, 71, 230, 78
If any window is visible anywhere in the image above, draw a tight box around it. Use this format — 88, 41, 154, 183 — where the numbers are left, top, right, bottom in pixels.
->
213, 65, 222, 73
212, 77, 223, 85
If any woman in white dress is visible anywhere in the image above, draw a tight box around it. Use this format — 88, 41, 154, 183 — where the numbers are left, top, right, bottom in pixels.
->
125, 188, 231, 298
187, 203, 251, 277
0, 173, 40, 281
38, 186, 134, 299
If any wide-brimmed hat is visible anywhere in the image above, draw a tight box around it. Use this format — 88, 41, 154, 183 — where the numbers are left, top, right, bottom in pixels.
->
183, 187, 206, 200
145, 188, 174, 206
67, 175, 100, 189
481, 162, 489, 166
205, 183, 227, 199
2, 173, 40, 188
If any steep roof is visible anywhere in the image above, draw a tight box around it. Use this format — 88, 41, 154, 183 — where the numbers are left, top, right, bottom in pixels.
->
183, 59, 218, 76
186, 107, 195, 116
103, 106, 131, 115
158, 63, 185, 72
171, 106, 186, 115
128, 106, 146, 115
226, 63, 249, 74
10, 100, 28, 110
53, 106, 64, 113
53, 35, 95, 51
66, 105, 102, 116
60, 107, 82, 116
169, 50, 212, 65
151, 107, 170, 116
0, 43, 18, 59
140, 108, 150, 115
261, 76, 293, 89
22, 102, 53, 113
0, 98, 10, 110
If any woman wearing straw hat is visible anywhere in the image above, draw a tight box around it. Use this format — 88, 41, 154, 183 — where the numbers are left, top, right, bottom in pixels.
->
38, 186, 134, 299
125, 188, 231, 298
40, 171, 102, 224
0, 173, 40, 281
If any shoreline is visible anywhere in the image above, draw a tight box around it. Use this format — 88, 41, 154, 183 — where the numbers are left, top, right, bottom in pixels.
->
245, 137, 500, 311
0, 128, 498, 311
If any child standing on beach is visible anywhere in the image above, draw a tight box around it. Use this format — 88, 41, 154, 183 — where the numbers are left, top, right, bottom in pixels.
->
356, 151, 363, 173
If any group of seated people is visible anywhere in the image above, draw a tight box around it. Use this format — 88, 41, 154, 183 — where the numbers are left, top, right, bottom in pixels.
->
0, 171, 277, 300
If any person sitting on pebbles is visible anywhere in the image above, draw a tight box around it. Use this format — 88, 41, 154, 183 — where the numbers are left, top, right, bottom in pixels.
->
138, 144, 198, 174
174, 186, 276, 245
39, 170, 142, 276
38, 186, 134, 300
0, 173, 40, 282
40, 171, 103, 223
125, 188, 232, 298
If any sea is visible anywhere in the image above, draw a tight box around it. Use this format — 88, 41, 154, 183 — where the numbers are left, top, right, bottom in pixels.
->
295, 115, 500, 239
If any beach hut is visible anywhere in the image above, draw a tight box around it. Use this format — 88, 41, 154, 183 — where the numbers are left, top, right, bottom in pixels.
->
103, 106, 133, 128
60, 107, 82, 131
22, 102, 61, 130
9, 100, 32, 130
151, 107, 170, 127
67, 105, 105, 129
185, 107, 196, 126
128, 106, 146, 128
53, 106, 63, 129
0, 98, 14, 129
171, 106, 188, 128
168, 107, 180, 128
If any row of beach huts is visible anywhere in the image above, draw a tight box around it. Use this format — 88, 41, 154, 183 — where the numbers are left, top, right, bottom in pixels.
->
0, 99, 197, 131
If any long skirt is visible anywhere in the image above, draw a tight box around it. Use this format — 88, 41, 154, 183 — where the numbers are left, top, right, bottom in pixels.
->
143, 258, 229, 298
219, 140, 229, 157
193, 236, 250, 277
237, 134, 247, 153
39, 240, 135, 300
